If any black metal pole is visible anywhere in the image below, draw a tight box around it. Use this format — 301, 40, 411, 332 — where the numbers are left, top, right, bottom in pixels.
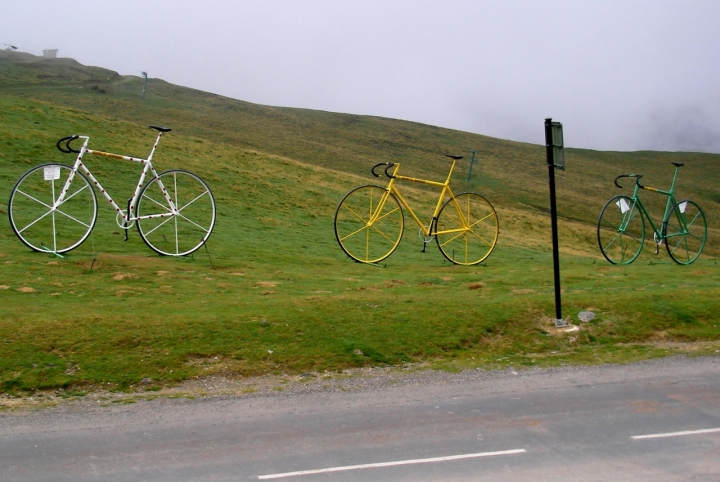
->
545, 118, 564, 326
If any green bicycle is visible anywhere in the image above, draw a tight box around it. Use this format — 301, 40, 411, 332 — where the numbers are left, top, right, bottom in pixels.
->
597, 162, 707, 265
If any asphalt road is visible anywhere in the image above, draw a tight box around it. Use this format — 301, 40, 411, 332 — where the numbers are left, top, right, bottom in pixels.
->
1, 356, 719, 481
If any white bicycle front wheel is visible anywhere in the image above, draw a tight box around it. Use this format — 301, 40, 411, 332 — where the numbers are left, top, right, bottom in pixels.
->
136, 169, 216, 256
8, 163, 97, 254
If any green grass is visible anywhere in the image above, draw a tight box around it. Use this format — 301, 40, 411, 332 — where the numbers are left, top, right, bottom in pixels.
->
0, 50, 719, 396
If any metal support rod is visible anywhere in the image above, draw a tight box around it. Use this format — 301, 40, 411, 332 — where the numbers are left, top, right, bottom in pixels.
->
466, 150, 477, 182
545, 118, 565, 327
141, 71, 148, 99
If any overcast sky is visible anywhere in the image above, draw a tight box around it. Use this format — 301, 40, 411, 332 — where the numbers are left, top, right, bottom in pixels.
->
3, 1, 720, 153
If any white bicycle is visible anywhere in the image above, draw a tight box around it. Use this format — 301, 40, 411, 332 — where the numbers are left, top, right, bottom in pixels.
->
8, 126, 216, 256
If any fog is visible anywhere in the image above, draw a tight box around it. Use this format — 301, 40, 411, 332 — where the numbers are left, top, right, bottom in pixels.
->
3, 0, 720, 152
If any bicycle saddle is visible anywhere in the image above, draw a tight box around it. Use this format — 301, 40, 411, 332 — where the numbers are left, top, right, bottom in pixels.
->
149, 125, 172, 132
671, 162, 684, 167
444, 154, 463, 160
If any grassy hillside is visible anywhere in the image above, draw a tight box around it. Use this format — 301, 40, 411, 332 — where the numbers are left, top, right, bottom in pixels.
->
0, 50, 718, 398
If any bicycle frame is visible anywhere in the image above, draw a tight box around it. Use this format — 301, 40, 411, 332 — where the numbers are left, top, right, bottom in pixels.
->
378, 159, 472, 236
58, 131, 177, 227
623, 165, 681, 241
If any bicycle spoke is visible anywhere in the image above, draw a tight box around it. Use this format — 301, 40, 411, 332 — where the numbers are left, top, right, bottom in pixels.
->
140, 212, 175, 236
58, 183, 90, 205
54, 206, 93, 228
141, 193, 173, 212
339, 224, 370, 243
340, 202, 371, 224
13, 189, 55, 211
176, 212, 211, 233
177, 190, 210, 212
16, 209, 54, 234
371, 223, 400, 244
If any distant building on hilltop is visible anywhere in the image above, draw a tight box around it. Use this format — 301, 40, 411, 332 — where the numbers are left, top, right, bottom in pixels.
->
43, 49, 58, 59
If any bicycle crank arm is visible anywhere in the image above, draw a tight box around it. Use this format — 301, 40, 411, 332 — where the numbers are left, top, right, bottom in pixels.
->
124, 198, 132, 241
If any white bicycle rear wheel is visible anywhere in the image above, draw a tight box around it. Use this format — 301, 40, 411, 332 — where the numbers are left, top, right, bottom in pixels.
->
136, 169, 216, 256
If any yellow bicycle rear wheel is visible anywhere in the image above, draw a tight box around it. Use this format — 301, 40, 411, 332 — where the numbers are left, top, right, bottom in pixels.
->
435, 192, 498, 265
334, 185, 404, 263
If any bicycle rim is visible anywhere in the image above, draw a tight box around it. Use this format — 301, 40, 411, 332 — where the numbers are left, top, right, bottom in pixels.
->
136, 170, 216, 256
435, 192, 498, 265
8, 163, 97, 254
663, 199, 706, 265
597, 195, 644, 265
334, 185, 404, 263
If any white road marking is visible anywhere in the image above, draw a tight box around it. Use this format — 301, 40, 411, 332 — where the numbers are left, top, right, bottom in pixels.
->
632, 427, 720, 440
258, 448, 526, 479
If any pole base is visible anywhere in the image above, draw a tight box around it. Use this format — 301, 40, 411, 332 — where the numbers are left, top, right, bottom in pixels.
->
554, 318, 568, 328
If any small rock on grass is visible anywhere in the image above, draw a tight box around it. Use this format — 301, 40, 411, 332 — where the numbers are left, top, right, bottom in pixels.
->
578, 311, 596, 323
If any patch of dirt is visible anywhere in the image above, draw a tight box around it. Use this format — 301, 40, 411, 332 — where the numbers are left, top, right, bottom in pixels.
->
467, 282, 484, 290
513, 289, 535, 294
17, 287, 36, 293
112, 273, 138, 281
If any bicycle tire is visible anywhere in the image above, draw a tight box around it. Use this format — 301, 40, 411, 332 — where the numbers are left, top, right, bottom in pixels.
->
435, 192, 498, 265
597, 195, 644, 265
8, 163, 97, 254
136, 169, 216, 256
334, 185, 404, 263
662, 199, 707, 265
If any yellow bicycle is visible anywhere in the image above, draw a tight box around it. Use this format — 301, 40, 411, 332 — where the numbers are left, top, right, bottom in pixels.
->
334, 155, 499, 265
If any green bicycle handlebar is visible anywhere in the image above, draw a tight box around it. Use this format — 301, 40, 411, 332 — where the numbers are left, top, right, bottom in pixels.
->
614, 174, 643, 189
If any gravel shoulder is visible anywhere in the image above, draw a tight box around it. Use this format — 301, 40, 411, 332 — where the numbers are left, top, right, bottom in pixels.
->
1, 353, 719, 418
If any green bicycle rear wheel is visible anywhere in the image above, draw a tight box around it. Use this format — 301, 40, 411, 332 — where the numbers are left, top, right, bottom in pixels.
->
662, 199, 707, 265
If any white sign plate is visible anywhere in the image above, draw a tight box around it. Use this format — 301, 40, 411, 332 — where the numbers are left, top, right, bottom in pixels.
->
44, 166, 61, 181
616, 198, 630, 214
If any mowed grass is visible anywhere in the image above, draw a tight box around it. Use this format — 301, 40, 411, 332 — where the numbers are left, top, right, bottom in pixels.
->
0, 52, 719, 396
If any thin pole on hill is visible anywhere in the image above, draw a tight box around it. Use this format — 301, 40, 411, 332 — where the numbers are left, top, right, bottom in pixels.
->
466, 150, 477, 182
141, 71, 148, 99
545, 118, 566, 328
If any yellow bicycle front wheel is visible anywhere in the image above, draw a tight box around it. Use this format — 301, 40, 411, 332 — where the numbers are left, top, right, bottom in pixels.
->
334, 185, 404, 264
435, 192, 498, 265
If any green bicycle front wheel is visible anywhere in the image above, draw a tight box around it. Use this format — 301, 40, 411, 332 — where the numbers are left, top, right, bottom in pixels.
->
435, 192, 498, 265
662, 199, 707, 265
597, 195, 645, 265
334, 185, 404, 263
